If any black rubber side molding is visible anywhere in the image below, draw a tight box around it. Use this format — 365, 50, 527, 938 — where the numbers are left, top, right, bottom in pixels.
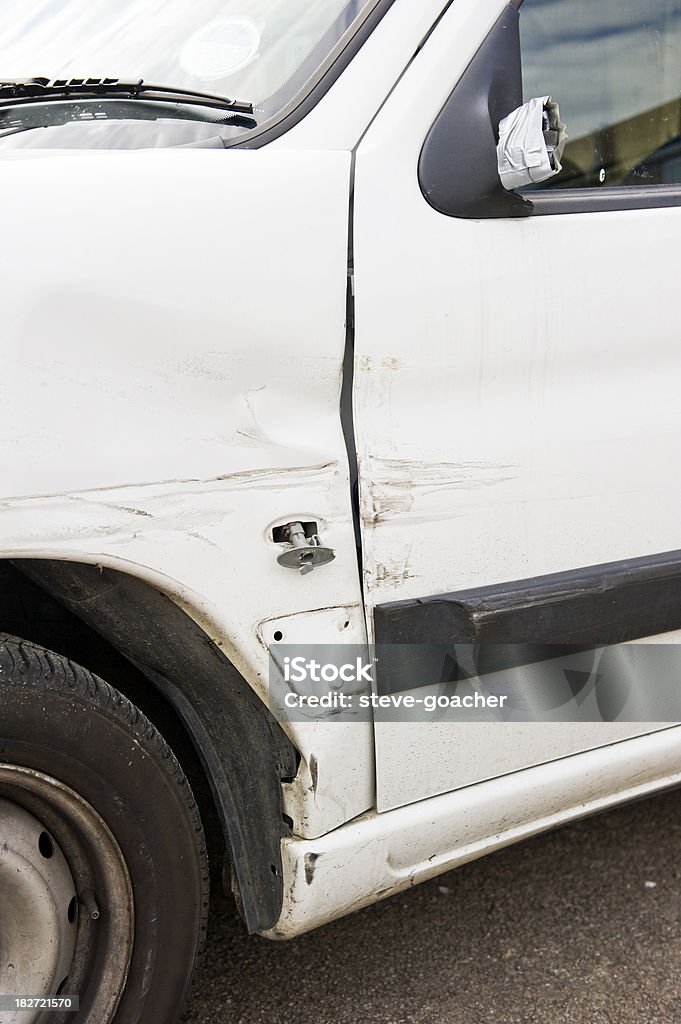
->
374, 549, 681, 647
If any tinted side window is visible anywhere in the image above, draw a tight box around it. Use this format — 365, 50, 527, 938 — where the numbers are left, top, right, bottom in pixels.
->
521, 0, 681, 189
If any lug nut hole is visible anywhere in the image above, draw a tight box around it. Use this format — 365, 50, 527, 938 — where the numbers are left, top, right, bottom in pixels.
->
38, 831, 54, 859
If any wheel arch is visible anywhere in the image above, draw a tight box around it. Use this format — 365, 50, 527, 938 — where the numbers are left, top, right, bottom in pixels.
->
0, 557, 298, 934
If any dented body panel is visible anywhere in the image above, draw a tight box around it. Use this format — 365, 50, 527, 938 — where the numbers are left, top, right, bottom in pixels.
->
0, 147, 372, 838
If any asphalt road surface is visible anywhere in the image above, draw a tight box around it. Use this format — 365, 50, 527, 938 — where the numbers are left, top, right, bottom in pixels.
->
182, 786, 681, 1024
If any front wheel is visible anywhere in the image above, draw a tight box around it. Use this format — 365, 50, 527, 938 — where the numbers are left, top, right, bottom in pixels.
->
0, 635, 209, 1024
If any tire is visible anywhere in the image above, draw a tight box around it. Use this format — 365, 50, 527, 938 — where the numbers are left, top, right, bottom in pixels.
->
0, 634, 209, 1024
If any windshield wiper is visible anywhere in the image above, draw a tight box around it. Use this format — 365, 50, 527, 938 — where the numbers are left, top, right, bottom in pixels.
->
0, 77, 255, 117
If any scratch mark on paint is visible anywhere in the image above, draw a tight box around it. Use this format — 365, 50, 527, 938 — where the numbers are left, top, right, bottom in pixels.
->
363, 457, 517, 525
186, 531, 222, 551
309, 755, 318, 797
1, 462, 337, 504
118, 506, 154, 518
374, 562, 416, 586
304, 853, 319, 885
242, 386, 269, 445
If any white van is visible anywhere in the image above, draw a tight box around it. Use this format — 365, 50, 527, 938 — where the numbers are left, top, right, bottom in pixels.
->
2, 1, 681, 1021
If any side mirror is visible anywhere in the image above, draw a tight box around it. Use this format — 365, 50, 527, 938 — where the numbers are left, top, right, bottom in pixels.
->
497, 96, 567, 190
419, 4, 534, 219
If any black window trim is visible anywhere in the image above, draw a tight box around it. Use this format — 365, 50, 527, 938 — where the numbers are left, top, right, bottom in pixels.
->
521, 184, 681, 216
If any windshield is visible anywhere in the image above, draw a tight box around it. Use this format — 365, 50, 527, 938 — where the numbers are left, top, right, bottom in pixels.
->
0, 0, 371, 141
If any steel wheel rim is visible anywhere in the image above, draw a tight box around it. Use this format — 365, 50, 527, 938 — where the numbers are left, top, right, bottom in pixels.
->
0, 765, 134, 1024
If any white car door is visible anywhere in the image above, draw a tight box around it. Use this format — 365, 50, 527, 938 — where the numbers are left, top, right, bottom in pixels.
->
353, 0, 681, 810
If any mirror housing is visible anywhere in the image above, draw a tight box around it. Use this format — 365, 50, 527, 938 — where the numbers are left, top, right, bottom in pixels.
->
497, 96, 567, 190
419, 3, 534, 219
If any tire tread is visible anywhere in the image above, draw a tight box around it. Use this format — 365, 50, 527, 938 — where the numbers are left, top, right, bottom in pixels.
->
0, 632, 210, 1016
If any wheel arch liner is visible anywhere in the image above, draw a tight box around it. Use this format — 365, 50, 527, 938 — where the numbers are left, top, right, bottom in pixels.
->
11, 558, 298, 934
